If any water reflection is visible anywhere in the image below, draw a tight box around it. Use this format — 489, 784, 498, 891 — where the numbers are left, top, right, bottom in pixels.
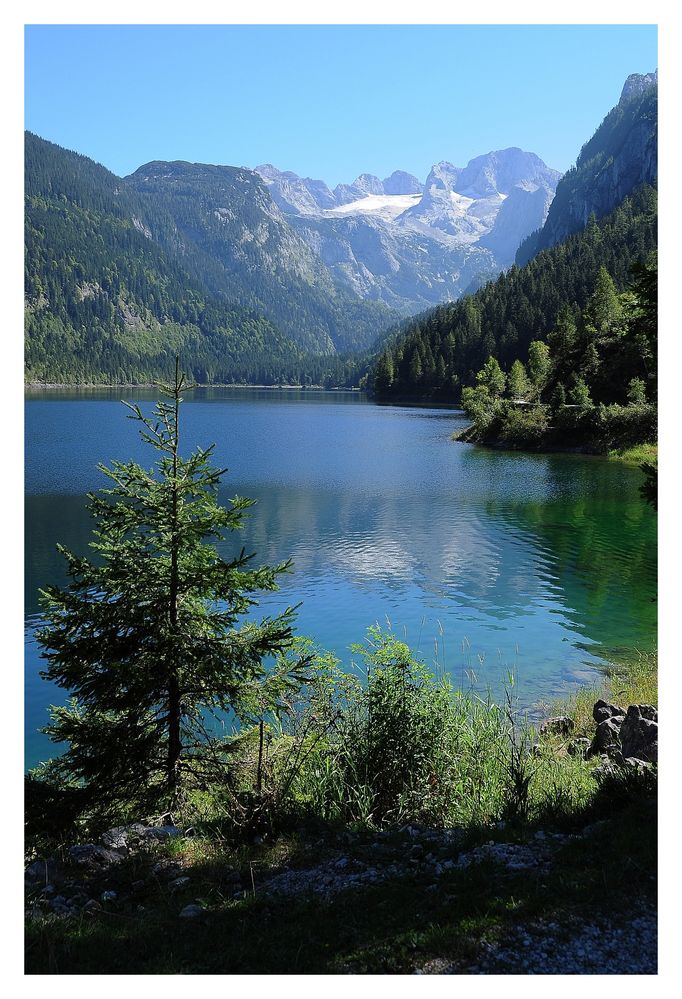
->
25, 392, 656, 768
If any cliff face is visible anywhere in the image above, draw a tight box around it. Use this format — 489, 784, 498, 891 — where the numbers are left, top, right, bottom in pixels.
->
516, 72, 657, 266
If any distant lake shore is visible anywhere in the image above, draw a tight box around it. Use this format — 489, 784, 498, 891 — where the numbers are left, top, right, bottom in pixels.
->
24, 382, 364, 392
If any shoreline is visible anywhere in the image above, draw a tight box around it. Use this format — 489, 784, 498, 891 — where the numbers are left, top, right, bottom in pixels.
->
24, 382, 366, 392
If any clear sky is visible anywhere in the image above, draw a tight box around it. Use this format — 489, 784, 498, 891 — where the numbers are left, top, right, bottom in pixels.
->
24, 24, 657, 185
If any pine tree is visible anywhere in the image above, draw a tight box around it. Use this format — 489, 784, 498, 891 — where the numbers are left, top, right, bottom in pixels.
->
508, 359, 531, 400
527, 340, 552, 394
569, 375, 592, 408
374, 352, 394, 393
35, 361, 308, 816
476, 356, 506, 398
585, 266, 621, 334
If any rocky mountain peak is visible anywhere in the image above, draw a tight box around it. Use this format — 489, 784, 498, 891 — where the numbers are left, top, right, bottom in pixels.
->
383, 170, 424, 195
455, 148, 560, 199
255, 163, 284, 182
619, 70, 658, 106
351, 174, 385, 196
424, 161, 460, 192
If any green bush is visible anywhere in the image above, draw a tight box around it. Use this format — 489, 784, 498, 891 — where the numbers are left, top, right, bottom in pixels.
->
278, 629, 536, 829
498, 405, 550, 448
592, 403, 657, 451
461, 385, 501, 429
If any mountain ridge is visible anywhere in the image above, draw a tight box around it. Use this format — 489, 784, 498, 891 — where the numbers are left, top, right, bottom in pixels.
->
516, 70, 657, 265
256, 147, 561, 312
24, 132, 394, 384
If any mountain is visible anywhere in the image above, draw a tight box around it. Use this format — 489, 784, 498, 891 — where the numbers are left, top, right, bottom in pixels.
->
516, 71, 657, 265
255, 148, 561, 313
24, 133, 304, 384
371, 71, 658, 402
24, 133, 392, 384
124, 160, 393, 355
24, 133, 400, 383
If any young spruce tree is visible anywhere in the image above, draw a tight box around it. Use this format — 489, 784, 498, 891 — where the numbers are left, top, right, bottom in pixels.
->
36, 361, 306, 816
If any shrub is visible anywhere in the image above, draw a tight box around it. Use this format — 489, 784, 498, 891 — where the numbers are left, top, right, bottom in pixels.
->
592, 403, 657, 451
498, 405, 550, 448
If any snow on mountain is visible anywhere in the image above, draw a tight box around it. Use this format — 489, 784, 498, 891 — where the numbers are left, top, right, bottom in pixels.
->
254, 148, 561, 313
326, 193, 422, 222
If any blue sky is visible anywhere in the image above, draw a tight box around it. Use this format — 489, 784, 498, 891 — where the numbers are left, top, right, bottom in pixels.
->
25, 24, 657, 184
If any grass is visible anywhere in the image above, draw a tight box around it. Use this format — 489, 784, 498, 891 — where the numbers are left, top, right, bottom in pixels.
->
550, 649, 657, 739
25, 639, 658, 974
608, 442, 658, 465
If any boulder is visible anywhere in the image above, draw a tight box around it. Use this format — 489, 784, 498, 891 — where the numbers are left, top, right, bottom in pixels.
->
619, 705, 658, 763
590, 716, 623, 756
592, 699, 626, 725
179, 903, 205, 919
622, 757, 654, 774
592, 759, 620, 782
540, 716, 575, 737
168, 876, 191, 891
101, 823, 148, 849
25, 857, 61, 885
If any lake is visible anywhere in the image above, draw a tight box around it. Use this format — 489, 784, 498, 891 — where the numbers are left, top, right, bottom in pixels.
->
25, 388, 657, 769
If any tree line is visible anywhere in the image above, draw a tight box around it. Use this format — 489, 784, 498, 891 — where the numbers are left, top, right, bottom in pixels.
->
372, 185, 657, 402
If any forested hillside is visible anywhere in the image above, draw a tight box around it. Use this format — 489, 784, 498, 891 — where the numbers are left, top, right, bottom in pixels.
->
125, 160, 394, 354
372, 185, 657, 401
24, 133, 391, 384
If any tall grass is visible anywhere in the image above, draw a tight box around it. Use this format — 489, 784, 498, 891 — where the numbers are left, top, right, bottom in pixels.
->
189, 627, 618, 838
26, 629, 657, 853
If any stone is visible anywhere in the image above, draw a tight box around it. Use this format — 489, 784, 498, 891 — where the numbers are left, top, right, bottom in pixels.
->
590, 717, 623, 754
619, 705, 658, 763
102, 823, 182, 851
67, 893, 88, 908
592, 760, 620, 782
25, 857, 61, 884
101, 823, 148, 849
68, 844, 125, 870
179, 903, 205, 919
623, 757, 654, 774
592, 700, 626, 724
540, 716, 575, 737
101, 890, 118, 902
49, 899, 71, 916
151, 860, 180, 876
168, 876, 191, 891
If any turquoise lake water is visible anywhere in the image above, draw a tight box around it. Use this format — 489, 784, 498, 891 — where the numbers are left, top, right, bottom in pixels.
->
25, 388, 657, 768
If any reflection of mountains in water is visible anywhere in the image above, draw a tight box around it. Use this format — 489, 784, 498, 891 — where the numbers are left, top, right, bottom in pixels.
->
226, 459, 655, 667
25, 448, 655, 707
